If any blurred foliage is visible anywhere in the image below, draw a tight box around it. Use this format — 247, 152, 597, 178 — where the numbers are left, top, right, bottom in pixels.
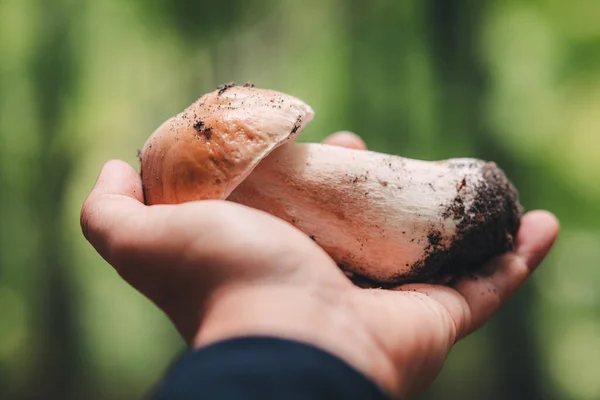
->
1, 0, 599, 399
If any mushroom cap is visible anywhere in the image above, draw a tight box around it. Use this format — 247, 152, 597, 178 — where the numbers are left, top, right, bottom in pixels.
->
140, 85, 314, 205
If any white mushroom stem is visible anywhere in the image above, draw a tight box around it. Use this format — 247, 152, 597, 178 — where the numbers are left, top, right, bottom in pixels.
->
228, 143, 520, 283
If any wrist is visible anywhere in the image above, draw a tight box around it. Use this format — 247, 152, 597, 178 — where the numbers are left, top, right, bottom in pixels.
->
193, 284, 400, 398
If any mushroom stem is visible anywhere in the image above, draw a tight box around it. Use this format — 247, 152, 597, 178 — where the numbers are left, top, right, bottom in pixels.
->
228, 142, 521, 284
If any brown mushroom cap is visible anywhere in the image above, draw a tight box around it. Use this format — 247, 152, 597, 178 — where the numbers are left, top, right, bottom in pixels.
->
140, 85, 314, 205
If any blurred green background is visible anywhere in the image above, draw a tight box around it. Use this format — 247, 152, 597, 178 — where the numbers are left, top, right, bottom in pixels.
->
1, 0, 599, 399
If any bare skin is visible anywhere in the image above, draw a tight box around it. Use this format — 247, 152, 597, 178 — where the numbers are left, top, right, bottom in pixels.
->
81, 132, 559, 399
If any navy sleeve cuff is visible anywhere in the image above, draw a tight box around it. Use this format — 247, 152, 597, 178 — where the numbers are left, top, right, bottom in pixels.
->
150, 336, 389, 400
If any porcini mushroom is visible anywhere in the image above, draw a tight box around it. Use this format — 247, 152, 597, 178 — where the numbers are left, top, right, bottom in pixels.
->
140, 84, 522, 284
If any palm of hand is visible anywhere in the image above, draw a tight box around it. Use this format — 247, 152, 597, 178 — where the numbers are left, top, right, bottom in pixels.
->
81, 133, 558, 399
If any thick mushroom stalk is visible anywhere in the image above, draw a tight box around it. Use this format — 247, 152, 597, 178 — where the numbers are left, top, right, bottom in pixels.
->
140, 85, 522, 284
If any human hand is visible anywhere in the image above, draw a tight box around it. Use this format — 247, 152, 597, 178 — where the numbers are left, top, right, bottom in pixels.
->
81, 132, 559, 399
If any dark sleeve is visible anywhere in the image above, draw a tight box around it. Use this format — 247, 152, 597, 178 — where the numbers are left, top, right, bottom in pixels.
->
149, 336, 390, 400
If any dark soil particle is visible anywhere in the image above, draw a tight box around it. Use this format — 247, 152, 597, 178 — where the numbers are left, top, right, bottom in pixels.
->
291, 116, 302, 134
217, 82, 236, 95
193, 119, 213, 139
441, 195, 465, 220
427, 230, 442, 246
447, 160, 481, 170
193, 120, 204, 132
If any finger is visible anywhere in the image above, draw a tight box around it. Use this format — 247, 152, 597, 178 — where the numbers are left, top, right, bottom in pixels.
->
451, 210, 559, 339
80, 160, 149, 261
515, 210, 560, 267
322, 131, 367, 150
86, 159, 145, 202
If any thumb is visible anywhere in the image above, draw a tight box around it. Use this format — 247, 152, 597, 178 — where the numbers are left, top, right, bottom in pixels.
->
80, 160, 148, 262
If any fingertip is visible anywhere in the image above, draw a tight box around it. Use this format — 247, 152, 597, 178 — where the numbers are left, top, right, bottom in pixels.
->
322, 131, 367, 150
517, 210, 560, 267
93, 159, 144, 202
81, 159, 146, 256
102, 159, 138, 175
449, 210, 560, 339
524, 210, 560, 232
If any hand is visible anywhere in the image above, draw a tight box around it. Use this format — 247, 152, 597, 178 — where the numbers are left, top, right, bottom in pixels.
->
81, 132, 559, 399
